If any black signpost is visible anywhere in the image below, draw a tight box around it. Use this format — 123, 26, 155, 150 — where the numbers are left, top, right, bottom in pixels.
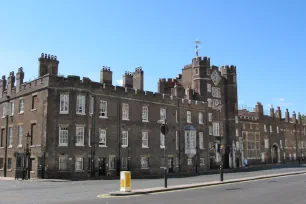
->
160, 121, 169, 188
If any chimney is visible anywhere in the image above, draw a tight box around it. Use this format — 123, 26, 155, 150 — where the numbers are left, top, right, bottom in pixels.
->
133, 67, 144, 91
7, 71, 15, 96
276, 106, 282, 119
174, 83, 185, 97
298, 112, 302, 124
38, 53, 59, 77
158, 78, 165, 94
285, 109, 290, 122
292, 111, 297, 124
0, 75, 7, 99
122, 72, 133, 88
255, 102, 263, 116
270, 106, 275, 118
16, 67, 24, 93
100, 66, 112, 85
185, 87, 194, 100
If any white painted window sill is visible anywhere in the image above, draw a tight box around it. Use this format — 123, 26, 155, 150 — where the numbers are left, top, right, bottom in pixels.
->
142, 120, 149, 123
18, 111, 24, 115
31, 109, 37, 112
1, 116, 5, 119
142, 146, 149, 148
99, 145, 107, 147
122, 118, 130, 121
17, 145, 23, 148
8, 146, 13, 149
99, 116, 108, 119
141, 168, 149, 170
121, 145, 128, 148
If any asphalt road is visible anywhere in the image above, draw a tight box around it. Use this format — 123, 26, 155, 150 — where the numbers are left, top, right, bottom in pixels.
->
0, 167, 306, 204
62, 173, 306, 204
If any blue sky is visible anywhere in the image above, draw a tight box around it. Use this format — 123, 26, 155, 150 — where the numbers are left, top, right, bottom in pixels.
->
0, 0, 305, 115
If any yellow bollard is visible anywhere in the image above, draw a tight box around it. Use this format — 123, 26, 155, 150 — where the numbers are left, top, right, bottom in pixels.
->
120, 171, 131, 192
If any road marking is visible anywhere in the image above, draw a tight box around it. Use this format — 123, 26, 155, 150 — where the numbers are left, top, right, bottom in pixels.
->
97, 172, 306, 198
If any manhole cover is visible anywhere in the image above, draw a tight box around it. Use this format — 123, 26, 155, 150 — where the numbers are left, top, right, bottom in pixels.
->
225, 188, 241, 191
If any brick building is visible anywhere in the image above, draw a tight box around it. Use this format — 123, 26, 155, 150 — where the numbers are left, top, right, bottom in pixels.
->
0, 53, 305, 179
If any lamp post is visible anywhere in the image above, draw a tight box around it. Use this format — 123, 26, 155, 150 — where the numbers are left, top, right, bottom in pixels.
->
24, 132, 31, 180
160, 118, 169, 188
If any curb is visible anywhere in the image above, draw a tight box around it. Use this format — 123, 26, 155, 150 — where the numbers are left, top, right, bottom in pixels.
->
108, 171, 306, 196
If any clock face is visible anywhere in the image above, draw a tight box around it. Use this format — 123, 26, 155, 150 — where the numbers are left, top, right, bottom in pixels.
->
211, 70, 221, 86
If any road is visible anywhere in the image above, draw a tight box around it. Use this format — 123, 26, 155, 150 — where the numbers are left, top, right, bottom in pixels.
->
0, 167, 305, 204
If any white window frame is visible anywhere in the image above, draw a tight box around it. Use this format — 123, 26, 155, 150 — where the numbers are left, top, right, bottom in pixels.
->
207, 98, 212, 107
160, 132, 165, 148
141, 157, 149, 169
18, 125, 23, 146
99, 129, 106, 147
160, 108, 166, 121
200, 158, 205, 166
122, 103, 129, 120
58, 156, 68, 171
264, 125, 267, 132
212, 87, 221, 98
99, 100, 108, 118
122, 131, 128, 147
208, 113, 212, 122
88, 128, 91, 147
199, 132, 204, 149
76, 95, 86, 115
89, 96, 94, 115
187, 111, 191, 123
75, 157, 84, 171
207, 84, 211, 92
277, 126, 279, 133
199, 112, 203, 124
59, 126, 68, 146
19, 99, 24, 113
142, 106, 149, 122
2, 103, 8, 117
75, 126, 85, 146
8, 127, 13, 147
209, 126, 212, 135
270, 125, 273, 132
236, 129, 239, 137
142, 132, 148, 148
213, 122, 220, 136
109, 156, 116, 170
121, 157, 128, 169
60, 94, 69, 114
10, 101, 14, 116
264, 139, 269, 149
185, 130, 196, 149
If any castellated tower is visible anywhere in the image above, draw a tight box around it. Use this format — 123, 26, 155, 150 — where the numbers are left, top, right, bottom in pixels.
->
38, 53, 59, 77
220, 65, 238, 168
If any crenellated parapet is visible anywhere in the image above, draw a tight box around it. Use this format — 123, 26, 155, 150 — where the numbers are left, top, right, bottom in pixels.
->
158, 77, 180, 94
192, 56, 210, 67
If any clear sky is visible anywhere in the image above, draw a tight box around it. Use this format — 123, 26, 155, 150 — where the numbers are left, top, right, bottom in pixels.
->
0, 0, 305, 115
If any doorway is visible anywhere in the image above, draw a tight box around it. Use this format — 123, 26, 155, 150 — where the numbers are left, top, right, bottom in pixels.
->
168, 157, 174, 173
271, 144, 279, 163
98, 157, 106, 176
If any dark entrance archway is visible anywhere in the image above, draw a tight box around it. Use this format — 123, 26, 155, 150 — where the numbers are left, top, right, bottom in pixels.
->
271, 144, 279, 164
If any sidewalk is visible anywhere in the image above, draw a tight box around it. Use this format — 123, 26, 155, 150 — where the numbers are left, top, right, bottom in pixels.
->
108, 169, 306, 196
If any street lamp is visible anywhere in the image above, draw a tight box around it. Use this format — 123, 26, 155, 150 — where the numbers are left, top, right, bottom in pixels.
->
24, 132, 31, 180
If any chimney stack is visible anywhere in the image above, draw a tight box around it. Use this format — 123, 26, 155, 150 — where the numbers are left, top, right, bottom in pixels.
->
285, 109, 290, 122
7, 71, 15, 96
16, 67, 24, 93
100, 66, 112, 85
122, 72, 133, 88
292, 111, 297, 124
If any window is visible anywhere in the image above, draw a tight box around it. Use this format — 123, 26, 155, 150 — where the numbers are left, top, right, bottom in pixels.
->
10, 101, 14, 116
209, 126, 212, 135
0, 129, 4, 147
200, 158, 205, 166
160, 108, 166, 121
2, 103, 8, 117
236, 129, 239, 137
207, 98, 212, 107
264, 139, 269, 149
19, 99, 24, 113
270, 125, 273, 132
7, 158, 12, 170
142, 132, 148, 148
89, 96, 94, 115
0, 158, 3, 169
279, 140, 282, 148
185, 130, 196, 149
176, 131, 179, 151
18, 126, 23, 146
199, 112, 203, 124
122, 103, 129, 120
250, 124, 253, 130
235, 116, 238, 123
245, 132, 260, 159
60, 94, 69, 114
199, 132, 204, 149
59, 156, 68, 171
109, 156, 116, 170
194, 68, 199, 75
277, 126, 279, 133
122, 131, 128, 147
160, 132, 165, 148
75, 126, 84, 146
187, 158, 193, 165
75, 157, 84, 171
141, 157, 149, 169
142, 106, 149, 121
99, 129, 106, 146
99, 100, 107, 118
187, 111, 191, 123
213, 122, 220, 136
32, 95, 37, 110
121, 157, 128, 169
59, 127, 68, 146
76, 95, 86, 114
207, 84, 211, 92
208, 113, 212, 122
212, 87, 221, 98
8, 127, 13, 147
264, 125, 267, 132
30, 123, 35, 146
88, 128, 91, 147
170, 88, 174, 96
